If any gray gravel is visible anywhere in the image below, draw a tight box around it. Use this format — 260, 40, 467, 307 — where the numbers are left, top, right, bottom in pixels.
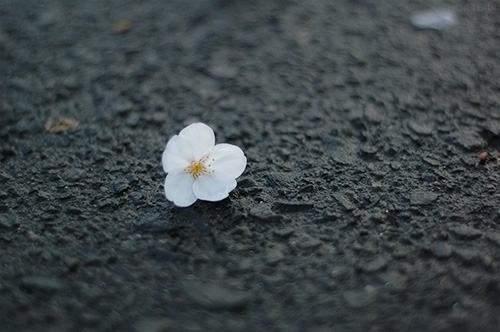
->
1, 0, 499, 331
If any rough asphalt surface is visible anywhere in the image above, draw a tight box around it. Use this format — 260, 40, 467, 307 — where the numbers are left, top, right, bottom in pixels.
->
1, 0, 499, 331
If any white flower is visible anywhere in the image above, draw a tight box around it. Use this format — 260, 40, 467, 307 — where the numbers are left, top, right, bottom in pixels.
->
162, 122, 247, 207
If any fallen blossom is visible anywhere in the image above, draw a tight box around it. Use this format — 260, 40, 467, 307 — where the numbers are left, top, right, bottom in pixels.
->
162, 122, 247, 207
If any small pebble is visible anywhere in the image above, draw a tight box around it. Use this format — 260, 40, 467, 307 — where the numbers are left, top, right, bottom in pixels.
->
478, 151, 489, 164
409, 120, 433, 135
21, 276, 62, 293
410, 191, 438, 205
45, 117, 78, 133
250, 205, 282, 222
113, 19, 134, 34
434, 242, 452, 258
410, 9, 456, 30
265, 247, 285, 265
450, 225, 482, 240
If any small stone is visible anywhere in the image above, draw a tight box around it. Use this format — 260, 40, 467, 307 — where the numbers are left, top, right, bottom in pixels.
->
273, 228, 295, 238
421, 173, 437, 182
21, 276, 62, 293
484, 120, 500, 136
265, 247, 284, 265
449, 225, 482, 240
18, 227, 41, 242
379, 271, 408, 291
453, 130, 485, 151
422, 155, 440, 166
112, 101, 134, 115
359, 256, 388, 273
0, 213, 19, 229
433, 242, 452, 258
111, 180, 130, 195
83, 254, 106, 266
478, 151, 489, 164
342, 287, 376, 309
330, 266, 354, 281
410, 9, 456, 30
45, 117, 78, 133
236, 258, 255, 272
37, 191, 51, 201
410, 191, 438, 205
230, 225, 252, 237
453, 248, 479, 264
249, 205, 282, 222
364, 104, 383, 123
332, 146, 357, 165
238, 177, 257, 189
63, 257, 80, 272
296, 235, 322, 250
359, 145, 378, 156
126, 114, 140, 127
392, 246, 410, 259
408, 120, 433, 135
333, 192, 356, 211
353, 241, 378, 255
112, 18, 134, 34
64, 169, 84, 182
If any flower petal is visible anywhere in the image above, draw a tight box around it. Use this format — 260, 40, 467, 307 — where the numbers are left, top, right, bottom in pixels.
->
179, 123, 215, 160
208, 143, 247, 178
162, 135, 194, 173
164, 173, 197, 207
192, 174, 237, 202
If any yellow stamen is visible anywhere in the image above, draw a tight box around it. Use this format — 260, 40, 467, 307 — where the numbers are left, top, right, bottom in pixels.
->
186, 160, 207, 179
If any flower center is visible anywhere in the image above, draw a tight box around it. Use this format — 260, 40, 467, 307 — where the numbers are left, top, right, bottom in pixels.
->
186, 159, 208, 179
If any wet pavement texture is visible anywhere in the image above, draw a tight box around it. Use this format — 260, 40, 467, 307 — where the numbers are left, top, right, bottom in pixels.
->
1, 1, 499, 331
